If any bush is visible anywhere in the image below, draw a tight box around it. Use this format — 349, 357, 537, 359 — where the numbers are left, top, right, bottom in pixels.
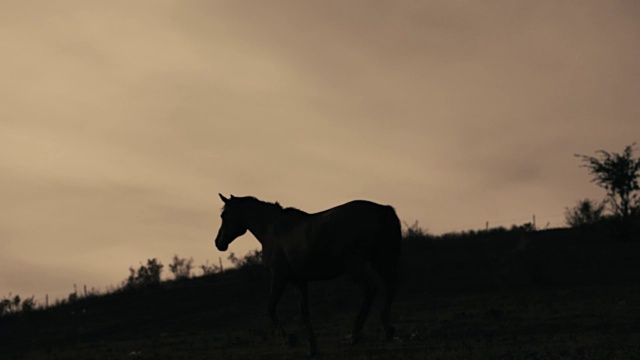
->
511, 222, 536, 232
565, 198, 607, 228
0, 294, 22, 316
169, 255, 193, 280
125, 258, 164, 289
403, 221, 432, 241
228, 250, 263, 269
200, 260, 221, 275
21, 296, 36, 313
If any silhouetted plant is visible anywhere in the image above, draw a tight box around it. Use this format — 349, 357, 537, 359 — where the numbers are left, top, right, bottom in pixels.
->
53, 298, 68, 307
403, 221, 432, 241
576, 143, 640, 222
227, 252, 239, 266
480, 226, 508, 235
125, 258, 164, 289
227, 251, 265, 282
242, 250, 263, 267
0, 294, 21, 316
511, 222, 536, 232
228, 250, 263, 269
0, 298, 11, 316
20, 296, 36, 313
565, 198, 607, 228
169, 255, 193, 280
0, 299, 8, 316
68, 292, 78, 303
200, 260, 221, 275
83, 286, 101, 298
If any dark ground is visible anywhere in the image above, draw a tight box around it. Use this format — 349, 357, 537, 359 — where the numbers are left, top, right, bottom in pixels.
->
1, 227, 639, 359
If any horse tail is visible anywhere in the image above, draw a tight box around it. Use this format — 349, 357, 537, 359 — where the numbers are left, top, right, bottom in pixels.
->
371, 205, 402, 276
384, 205, 402, 256
371, 205, 402, 317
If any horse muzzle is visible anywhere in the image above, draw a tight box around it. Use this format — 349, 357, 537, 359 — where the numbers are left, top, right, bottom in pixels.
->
216, 242, 228, 251
215, 232, 229, 251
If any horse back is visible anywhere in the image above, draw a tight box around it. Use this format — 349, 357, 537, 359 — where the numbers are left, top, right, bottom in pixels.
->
276, 200, 401, 280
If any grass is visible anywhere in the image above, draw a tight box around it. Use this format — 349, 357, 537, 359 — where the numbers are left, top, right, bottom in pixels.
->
1, 227, 639, 359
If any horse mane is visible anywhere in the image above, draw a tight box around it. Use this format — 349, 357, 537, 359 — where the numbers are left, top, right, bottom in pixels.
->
221, 195, 260, 212
223, 196, 308, 218
272, 200, 309, 219
239, 197, 310, 234
281, 205, 308, 216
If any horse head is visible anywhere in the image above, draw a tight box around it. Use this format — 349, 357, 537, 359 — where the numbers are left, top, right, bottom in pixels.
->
215, 193, 248, 251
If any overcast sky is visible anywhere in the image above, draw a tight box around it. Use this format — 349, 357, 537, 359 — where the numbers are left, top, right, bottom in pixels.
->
1, 0, 639, 301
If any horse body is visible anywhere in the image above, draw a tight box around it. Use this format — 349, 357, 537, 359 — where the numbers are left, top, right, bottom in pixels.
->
270, 200, 398, 281
214, 195, 401, 356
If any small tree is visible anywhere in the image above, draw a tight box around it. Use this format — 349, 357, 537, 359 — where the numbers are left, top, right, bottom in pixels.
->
565, 198, 606, 228
169, 255, 193, 280
576, 143, 640, 222
125, 258, 164, 289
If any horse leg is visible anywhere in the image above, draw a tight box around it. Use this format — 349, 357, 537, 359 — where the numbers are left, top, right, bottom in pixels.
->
268, 275, 287, 339
294, 281, 317, 356
369, 253, 398, 341
345, 260, 377, 345
379, 274, 397, 340
351, 282, 376, 344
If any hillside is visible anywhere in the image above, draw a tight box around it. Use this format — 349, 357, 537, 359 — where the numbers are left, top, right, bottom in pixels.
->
1, 227, 639, 359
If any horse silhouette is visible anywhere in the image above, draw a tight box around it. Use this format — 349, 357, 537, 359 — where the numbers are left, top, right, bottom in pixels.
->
214, 194, 401, 356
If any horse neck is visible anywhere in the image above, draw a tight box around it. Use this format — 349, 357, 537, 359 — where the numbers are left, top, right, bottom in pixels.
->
243, 200, 280, 244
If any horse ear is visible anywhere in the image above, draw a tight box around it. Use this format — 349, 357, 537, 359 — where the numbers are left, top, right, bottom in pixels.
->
230, 194, 236, 199
219, 193, 229, 204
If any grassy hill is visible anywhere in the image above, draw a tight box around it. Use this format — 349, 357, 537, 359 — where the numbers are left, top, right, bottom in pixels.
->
1, 227, 639, 359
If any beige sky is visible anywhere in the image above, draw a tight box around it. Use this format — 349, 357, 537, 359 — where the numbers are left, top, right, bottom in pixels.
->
1, 0, 639, 301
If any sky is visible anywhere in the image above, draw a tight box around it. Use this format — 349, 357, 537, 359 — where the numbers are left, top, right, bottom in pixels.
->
1, 0, 639, 302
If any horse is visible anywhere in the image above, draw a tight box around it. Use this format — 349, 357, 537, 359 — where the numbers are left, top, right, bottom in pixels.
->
214, 194, 401, 356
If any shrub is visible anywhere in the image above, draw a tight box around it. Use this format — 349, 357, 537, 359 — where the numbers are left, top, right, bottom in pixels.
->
125, 258, 164, 289
0, 294, 22, 316
200, 260, 221, 275
228, 250, 263, 269
403, 221, 432, 241
511, 222, 536, 232
21, 296, 36, 312
565, 198, 607, 228
169, 255, 194, 280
